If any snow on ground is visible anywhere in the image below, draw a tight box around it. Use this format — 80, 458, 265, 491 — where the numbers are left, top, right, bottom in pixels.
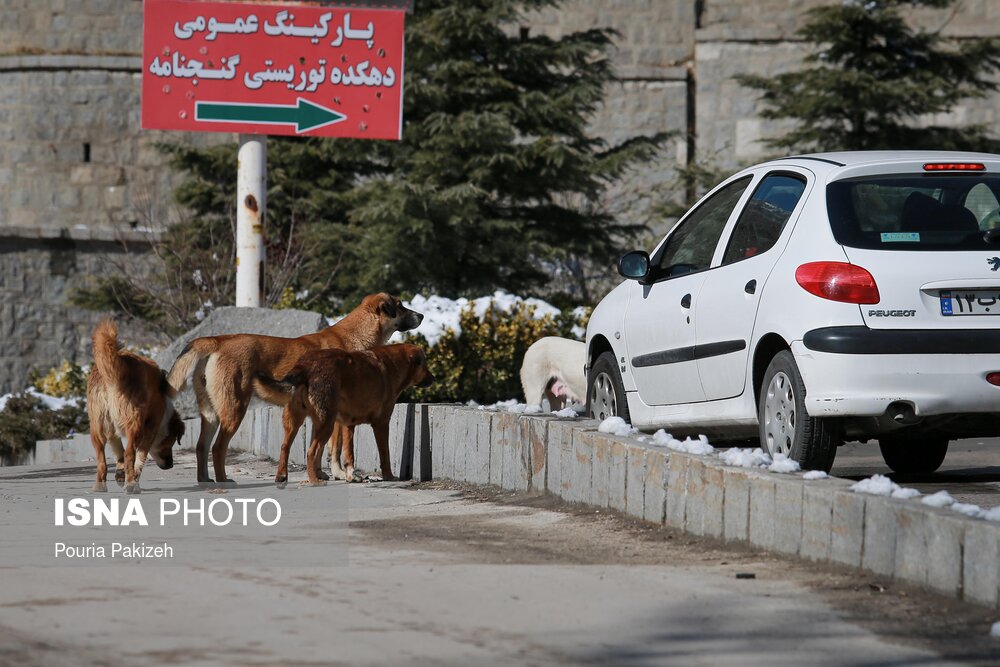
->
719, 447, 772, 468
0, 388, 80, 412
850, 474, 921, 499
992, 621, 1000, 638
803, 470, 829, 480
922, 490, 956, 508
598, 416, 638, 437
474, 399, 542, 414
551, 407, 579, 418
768, 453, 801, 474
650, 430, 714, 455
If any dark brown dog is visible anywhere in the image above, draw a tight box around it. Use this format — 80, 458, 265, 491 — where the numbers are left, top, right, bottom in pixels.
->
167, 293, 422, 485
258, 344, 433, 486
88, 320, 185, 494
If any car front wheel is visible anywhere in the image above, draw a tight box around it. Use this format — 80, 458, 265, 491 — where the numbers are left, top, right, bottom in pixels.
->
587, 351, 630, 423
878, 435, 949, 475
758, 350, 840, 472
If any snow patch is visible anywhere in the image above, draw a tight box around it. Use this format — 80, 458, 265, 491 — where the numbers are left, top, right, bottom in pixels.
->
395, 291, 567, 347
803, 470, 828, 480
850, 474, 920, 499
552, 407, 579, 418
650, 430, 714, 455
598, 416, 638, 437
991, 621, 1000, 638
922, 490, 956, 508
985, 506, 1000, 522
720, 447, 772, 468
768, 453, 801, 474
477, 399, 539, 414
951, 502, 985, 519
0, 388, 81, 412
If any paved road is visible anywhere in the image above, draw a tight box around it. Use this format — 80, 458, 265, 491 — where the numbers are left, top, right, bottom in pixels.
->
832, 437, 1000, 507
1, 453, 998, 666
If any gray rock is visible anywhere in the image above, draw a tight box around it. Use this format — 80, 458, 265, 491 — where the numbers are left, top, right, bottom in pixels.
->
156, 306, 326, 418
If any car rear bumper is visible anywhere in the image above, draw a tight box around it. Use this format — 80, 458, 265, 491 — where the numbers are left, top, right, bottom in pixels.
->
792, 336, 1000, 417
802, 326, 1000, 355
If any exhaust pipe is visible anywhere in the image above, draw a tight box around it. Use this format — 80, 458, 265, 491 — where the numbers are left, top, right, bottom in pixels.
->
887, 401, 920, 426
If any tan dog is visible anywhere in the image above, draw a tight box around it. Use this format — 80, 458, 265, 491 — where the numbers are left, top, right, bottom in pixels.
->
257, 344, 434, 486
88, 320, 185, 494
167, 293, 422, 485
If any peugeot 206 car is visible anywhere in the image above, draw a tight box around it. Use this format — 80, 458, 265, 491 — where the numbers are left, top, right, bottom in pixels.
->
586, 151, 1000, 473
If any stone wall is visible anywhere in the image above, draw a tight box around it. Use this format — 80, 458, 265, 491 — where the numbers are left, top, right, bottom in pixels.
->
0, 230, 163, 392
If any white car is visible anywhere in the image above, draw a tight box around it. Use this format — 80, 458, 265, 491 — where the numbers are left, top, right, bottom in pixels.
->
586, 151, 1000, 473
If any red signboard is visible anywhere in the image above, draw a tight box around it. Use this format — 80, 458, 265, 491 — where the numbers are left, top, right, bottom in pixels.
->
142, 0, 405, 139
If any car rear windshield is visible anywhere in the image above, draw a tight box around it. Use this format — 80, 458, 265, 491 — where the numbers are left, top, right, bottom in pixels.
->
827, 173, 1000, 250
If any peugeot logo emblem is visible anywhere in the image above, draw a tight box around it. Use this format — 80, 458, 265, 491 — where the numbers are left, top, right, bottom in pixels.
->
989, 258, 1000, 271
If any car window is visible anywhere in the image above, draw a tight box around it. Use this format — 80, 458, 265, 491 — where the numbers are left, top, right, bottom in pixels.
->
654, 176, 752, 278
828, 174, 1000, 250
722, 174, 806, 265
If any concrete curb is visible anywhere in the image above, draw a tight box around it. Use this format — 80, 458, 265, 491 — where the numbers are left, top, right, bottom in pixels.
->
32, 402, 1000, 609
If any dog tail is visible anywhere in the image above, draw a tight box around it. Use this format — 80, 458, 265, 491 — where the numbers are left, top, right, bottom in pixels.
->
166, 338, 218, 392
92, 319, 128, 389
254, 369, 306, 394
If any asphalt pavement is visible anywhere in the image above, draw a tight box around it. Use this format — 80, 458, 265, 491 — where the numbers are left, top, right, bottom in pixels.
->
1, 452, 998, 666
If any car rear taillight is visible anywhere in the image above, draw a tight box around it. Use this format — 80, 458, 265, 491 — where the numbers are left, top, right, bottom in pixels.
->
923, 163, 986, 172
986, 373, 1000, 387
795, 262, 880, 304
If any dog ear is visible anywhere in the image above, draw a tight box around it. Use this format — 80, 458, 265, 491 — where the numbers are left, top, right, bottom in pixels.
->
381, 298, 398, 318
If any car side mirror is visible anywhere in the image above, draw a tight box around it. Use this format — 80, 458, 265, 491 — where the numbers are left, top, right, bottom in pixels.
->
617, 250, 650, 280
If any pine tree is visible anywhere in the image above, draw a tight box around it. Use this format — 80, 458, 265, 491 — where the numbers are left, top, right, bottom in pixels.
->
77, 0, 664, 327
736, 0, 1000, 152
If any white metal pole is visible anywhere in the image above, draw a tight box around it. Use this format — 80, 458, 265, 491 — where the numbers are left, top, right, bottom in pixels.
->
235, 134, 266, 307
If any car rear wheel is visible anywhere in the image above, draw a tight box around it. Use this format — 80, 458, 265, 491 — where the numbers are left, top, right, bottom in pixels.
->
758, 350, 840, 472
878, 435, 949, 475
587, 351, 630, 423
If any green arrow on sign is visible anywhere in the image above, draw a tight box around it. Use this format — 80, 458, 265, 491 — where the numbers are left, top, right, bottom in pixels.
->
195, 98, 347, 133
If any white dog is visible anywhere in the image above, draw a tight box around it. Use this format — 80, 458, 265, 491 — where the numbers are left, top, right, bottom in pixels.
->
520, 337, 587, 410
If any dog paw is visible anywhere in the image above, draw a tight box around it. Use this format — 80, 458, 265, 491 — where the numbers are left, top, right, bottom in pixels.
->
275, 475, 288, 489
344, 467, 356, 483
115, 469, 126, 486
316, 469, 330, 481
92, 481, 108, 493
381, 472, 397, 482
124, 482, 142, 495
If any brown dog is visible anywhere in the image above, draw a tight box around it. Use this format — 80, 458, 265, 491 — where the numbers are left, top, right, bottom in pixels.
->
167, 293, 422, 485
258, 344, 433, 486
88, 320, 185, 494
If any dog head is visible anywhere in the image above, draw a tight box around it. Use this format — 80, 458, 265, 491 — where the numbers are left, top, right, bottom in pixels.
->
368, 293, 424, 338
401, 344, 435, 389
149, 408, 185, 470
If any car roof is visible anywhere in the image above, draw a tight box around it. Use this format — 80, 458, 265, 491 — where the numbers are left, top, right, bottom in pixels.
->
764, 150, 1000, 169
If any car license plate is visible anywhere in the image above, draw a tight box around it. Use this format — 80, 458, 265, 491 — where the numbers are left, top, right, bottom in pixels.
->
940, 290, 1000, 316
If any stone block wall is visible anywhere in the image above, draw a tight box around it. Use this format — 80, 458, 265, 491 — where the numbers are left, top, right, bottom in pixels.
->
0, 233, 162, 392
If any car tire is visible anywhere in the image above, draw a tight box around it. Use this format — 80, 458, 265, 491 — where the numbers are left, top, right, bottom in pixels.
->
758, 350, 840, 472
878, 435, 949, 475
587, 351, 630, 423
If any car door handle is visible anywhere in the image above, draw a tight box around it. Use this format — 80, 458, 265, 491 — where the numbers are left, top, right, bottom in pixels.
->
745, 280, 757, 295
680, 294, 691, 308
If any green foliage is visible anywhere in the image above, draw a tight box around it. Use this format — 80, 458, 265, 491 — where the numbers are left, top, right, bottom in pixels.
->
75, 0, 665, 326
736, 0, 1000, 151
0, 394, 89, 465
28, 361, 89, 400
403, 300, 588, 404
